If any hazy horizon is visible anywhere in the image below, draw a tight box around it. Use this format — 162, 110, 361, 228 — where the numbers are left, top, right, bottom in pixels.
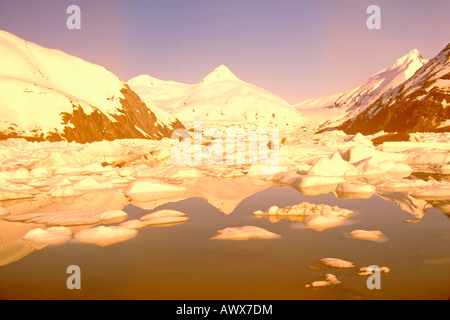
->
0, 0, 449, 104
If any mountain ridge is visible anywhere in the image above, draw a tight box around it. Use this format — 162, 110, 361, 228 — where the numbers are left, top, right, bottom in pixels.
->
0, 30, 185, 143
295, 49, 428, 126
339, 42, 450, 134
128, 64, 310, 129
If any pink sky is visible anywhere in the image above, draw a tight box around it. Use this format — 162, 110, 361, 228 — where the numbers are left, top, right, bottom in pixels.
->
0, 0, 449, 104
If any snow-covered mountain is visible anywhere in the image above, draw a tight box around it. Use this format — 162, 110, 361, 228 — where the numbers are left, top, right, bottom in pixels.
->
339, 43, 450, 134
0, 30, 184, 143
128, 65, 310, 129
295, 49, 428, 126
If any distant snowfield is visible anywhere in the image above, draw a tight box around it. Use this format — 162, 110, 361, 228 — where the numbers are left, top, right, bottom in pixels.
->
128, 65, 311, 132
294, 49, 429, 127
1, 129, 450, 266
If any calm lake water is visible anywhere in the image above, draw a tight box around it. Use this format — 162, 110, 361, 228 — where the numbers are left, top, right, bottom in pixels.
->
0, 180, 449, 300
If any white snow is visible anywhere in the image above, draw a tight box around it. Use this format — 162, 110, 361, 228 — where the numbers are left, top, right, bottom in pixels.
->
0, 30, 126, 135
129, 65, 310, 130
210, 226, 281, 241
294, 49, 427, 127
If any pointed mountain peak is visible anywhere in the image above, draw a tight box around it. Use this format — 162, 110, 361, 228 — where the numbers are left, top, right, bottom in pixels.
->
393, 49, 426, 67
200, 65, 239, 84
129, 74, 161, 86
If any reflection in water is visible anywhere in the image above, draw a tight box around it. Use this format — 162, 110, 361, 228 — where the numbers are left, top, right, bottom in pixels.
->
253, 202, 354, 231
0, 173, 449, 299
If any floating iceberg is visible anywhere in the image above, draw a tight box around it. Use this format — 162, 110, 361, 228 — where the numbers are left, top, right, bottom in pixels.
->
210, 226, 281, 241
305, 273, 341, 288
73, 225, 137, 247
254, 202, 353, 218
411, 187, 450, 200
123, 178, 188, 202
120, 209, 189, 229
22, 226, 72, 250
348, 229, 386, 242
320, 258, 356, 269
308, 152, 359, 177
357, 266, 390, 277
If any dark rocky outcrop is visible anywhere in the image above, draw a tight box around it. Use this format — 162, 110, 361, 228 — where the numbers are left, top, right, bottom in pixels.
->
60, 85, 185, 143
339, 43, 450, 135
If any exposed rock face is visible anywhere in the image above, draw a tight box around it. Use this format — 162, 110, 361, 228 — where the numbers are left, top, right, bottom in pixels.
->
340, 43, 450, 135
61, 85, 185, 143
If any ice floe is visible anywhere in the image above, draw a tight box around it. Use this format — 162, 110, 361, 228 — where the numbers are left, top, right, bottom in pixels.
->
72, 177, 117, 191
119, 209, 189, 229
210, 226, 281, 241
254, 202, 354, 231
357, 266, 390, 277
375, 178, 430, 191
123, 178, 189, 202
49, 186, 84, 198
5, 208, 124, 226
348, 229, 386, 242
22, 226, 72, 250
303, 215, 348, 231
73, 225, 138, 247
308, 152, 359, 177
320, 258, 356, 269
305, 273, 341, 288
0, 207, 10, 218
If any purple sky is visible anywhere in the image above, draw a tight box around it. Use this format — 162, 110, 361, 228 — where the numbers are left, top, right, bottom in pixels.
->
0, 0, 449, 103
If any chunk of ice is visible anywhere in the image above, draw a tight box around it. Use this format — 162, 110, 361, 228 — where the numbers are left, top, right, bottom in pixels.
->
210, 226, 281, 241
74, 225, 137, 247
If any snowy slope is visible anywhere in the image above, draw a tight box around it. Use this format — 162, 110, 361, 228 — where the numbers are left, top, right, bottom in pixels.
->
340, 43, 450, 134
0, 30, 184, 142
295, 49, 428, 125
127, 75, 195, 125
128, 65, 310, 129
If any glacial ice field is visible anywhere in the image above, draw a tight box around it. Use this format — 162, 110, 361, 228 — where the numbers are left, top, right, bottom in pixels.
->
0, 130, 449, 299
